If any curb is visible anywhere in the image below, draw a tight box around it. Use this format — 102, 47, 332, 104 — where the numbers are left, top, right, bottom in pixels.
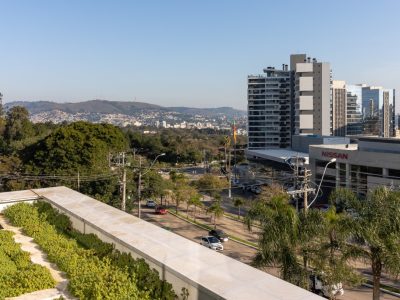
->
362, 283, 400, 298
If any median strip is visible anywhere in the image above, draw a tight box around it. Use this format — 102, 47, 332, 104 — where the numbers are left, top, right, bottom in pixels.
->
167, 209, 258, 249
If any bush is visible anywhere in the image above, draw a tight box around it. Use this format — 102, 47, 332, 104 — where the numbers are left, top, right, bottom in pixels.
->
4, 203, 148, 300
0, 230, 55, 300
33, 201, 177, 300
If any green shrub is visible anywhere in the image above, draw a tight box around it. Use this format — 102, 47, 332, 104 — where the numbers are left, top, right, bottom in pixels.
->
4, 203, 148, 300
0, 230, 55, 300
33, 200, 177, 300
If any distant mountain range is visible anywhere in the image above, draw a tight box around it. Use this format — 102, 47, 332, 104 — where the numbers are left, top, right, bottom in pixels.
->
5, 100, 246, 118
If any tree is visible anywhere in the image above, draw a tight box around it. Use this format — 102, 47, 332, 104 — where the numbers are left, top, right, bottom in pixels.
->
233, 197, 244, 219
169, 172, 190, 213
246, 191, 302, 284
207, 201, 224, 229
246, 188, 326, 288
185, 187, 199, 217
333, 187, 400, 300
188, 194, 203, 221
312, 207, 362, 297
196, 174, 227, 197
4, 106, 33, 143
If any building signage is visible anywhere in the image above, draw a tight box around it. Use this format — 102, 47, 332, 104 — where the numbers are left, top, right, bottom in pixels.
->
321, 151, 348, 160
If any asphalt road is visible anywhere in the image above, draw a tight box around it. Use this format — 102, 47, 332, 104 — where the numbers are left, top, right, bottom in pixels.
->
139, 205, 398, 300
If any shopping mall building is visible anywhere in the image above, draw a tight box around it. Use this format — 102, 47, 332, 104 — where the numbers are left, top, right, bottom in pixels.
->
309, 137, 400, 197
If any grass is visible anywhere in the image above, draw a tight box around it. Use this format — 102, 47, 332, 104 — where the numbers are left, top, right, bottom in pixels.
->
167, 209, 258, 249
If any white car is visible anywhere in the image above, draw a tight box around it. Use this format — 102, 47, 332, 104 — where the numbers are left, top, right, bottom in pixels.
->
146, 200, 157, 208
310, 274, 344, 297
200, 236, 224, 251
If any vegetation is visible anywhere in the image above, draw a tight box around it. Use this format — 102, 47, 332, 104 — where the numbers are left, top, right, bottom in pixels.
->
32, 201, 176, 300
0, 230, 56, 300
125, 128, 245, 165
246, 186, 361, 296
233, 197, 244, 219
331, 187, 400, 300
207, 201, 224, 229
3, 202, 151, 300
196, 173, 227, 197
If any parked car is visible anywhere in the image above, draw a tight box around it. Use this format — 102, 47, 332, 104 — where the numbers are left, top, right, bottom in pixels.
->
251, 185, 262, 194
309, 274, 344, 297
146, 200, 157, 208
208, 229, 229, 242
155, 205, 167, 215
200, 236, 223, 251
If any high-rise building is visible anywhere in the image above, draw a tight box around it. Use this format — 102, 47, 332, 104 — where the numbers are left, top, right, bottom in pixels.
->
361, 86, 395, 137
331, 80, 347, 136
247, 66, 291, 149
290, 54, 331, 136
247, 54, 333, 150
346, 84, 363, 135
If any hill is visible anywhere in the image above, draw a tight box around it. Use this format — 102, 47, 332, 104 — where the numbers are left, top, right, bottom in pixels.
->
4, 100, 245, 118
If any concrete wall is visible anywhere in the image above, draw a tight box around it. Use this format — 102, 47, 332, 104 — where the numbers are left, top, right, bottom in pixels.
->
0, 199, 35, 212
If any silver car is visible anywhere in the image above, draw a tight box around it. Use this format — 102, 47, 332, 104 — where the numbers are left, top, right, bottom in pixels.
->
200, 236, 224, 251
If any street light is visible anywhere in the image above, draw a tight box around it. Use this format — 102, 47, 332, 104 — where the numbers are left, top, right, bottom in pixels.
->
138, 153, 166, 219
307, 158, 336, 209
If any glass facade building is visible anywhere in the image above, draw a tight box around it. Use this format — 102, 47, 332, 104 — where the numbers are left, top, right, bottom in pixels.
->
362, 86, 395, 137
346, 84, 363, 135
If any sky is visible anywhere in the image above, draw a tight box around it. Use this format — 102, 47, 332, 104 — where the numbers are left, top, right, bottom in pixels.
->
0, 0, 399, 110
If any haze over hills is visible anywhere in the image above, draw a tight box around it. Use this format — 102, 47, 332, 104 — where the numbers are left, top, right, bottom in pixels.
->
5, 100, 246, 118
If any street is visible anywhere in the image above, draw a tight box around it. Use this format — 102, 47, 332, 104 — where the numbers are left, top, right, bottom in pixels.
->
139, 204, 398, 300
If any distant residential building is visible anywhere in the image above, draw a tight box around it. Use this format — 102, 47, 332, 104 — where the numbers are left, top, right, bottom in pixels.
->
155, 120, 160, 128
362, 86, 395, 137
331, 80, 347, 136
290, 54, 331, 136
247, 66, 291, 149
346, 84, 363, 135
161, 121, 167, 128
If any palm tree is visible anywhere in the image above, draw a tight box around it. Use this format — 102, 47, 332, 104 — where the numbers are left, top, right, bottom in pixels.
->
312, 206, 362, 297
334, 187, 400, 300
207, 201, 224, 229
246, 191, 304, 285
233, 197, 244, 219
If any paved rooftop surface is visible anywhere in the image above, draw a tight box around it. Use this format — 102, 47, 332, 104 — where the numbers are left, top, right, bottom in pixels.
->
246, 148, 309, 164
0, 187, 322, 300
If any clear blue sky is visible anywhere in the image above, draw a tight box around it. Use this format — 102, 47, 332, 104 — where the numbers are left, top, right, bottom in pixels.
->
1, 0, 399, 110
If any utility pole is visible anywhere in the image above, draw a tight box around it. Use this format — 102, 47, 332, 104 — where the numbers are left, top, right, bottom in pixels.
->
228, 143, 232, 198
138, 156, 142, 219
122, 168, 126, 211
303, 170, 311, 212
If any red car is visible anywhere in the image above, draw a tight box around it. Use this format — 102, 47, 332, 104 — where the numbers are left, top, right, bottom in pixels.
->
155, 205, 167, 215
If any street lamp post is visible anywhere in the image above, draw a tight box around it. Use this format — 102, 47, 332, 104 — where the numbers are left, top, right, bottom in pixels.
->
138, 153, 165, 219
307, 158, 336, 210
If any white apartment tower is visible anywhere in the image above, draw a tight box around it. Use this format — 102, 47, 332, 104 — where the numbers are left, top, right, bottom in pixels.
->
247, 66, 291, 149
290, 54, 331, 136
247, 54, 332, 150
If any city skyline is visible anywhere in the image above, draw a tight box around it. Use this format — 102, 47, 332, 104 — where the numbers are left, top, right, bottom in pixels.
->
1, 1, 399, 110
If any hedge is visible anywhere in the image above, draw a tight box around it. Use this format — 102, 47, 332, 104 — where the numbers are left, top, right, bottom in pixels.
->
0, 229, 55, 300
34, 201, 177, 300
4, 203, 148, 300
